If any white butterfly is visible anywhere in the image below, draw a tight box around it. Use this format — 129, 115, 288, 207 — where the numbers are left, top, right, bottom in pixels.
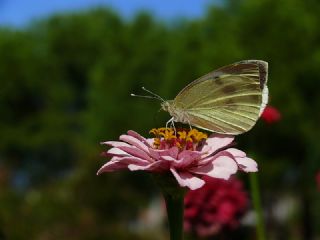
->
133, 60, 268, 135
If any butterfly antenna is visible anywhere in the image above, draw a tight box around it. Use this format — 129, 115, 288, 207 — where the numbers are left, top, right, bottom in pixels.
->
130, 87, 165, 102
141, 86, 165, 102
130, 93, 160, 100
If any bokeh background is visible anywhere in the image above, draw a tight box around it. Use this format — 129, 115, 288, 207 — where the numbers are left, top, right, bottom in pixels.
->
0, 0, 320, 239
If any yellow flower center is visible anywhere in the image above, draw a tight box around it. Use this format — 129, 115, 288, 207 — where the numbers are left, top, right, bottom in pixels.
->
149, 128, 207, 150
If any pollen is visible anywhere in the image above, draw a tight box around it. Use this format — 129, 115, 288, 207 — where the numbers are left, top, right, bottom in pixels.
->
150, 127, 207, 150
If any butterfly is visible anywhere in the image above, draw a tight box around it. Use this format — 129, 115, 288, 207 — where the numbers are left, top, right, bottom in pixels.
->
132, 60, 268, 135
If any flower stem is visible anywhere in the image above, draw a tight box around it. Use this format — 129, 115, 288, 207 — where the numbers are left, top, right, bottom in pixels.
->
249, 173, 266, 240
152, 173, 186, 240
164, 192, 185, 240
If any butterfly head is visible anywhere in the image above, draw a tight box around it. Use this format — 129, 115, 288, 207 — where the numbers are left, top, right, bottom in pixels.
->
161, 100, 173, 112
161, 100, 188, 124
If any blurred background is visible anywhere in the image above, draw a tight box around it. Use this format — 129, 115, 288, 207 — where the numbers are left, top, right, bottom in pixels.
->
0, 0, 320, 239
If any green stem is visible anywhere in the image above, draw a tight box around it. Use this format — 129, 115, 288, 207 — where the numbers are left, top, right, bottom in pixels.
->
164, 192, 184, 240
152, 173, 186, 240
249, 173, 266, 240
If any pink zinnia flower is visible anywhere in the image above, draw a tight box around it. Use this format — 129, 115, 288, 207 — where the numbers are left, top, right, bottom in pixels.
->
261, 106, 281, 124
97, 128, 258, 190
184, 176, 248, 237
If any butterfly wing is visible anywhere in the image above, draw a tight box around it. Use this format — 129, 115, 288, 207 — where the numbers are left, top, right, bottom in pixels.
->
173, 60, 268, 134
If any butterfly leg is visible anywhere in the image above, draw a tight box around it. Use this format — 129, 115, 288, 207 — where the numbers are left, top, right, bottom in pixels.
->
171, 120, 177, 135
166, 117, 177, 135
166, 117, 174, 129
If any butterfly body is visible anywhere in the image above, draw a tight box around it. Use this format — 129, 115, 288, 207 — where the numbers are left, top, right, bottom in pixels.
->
161, 60, 269, 135
161, 100, 190, 124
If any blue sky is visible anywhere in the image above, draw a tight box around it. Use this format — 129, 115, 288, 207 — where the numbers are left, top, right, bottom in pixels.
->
0, 0, 217, 27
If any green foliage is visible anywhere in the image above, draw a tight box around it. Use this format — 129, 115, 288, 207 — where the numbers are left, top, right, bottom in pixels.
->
1, 1, 320, 239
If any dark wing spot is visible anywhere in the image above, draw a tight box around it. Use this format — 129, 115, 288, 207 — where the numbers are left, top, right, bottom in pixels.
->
222, 85, 237, 93
226, 98, 235, 105
214, 77, 224, 85
258, 63, 267, 89
222, 63, 255, 74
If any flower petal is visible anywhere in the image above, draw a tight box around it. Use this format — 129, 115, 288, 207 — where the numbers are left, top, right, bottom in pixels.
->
199, 150, 233, 165
201, 134, 234, 157
178, 150, 202, 160
161, 155, 176, 162
170, 168, 205, 190
128, 161, 169, 171
225, 148, 258, 172
97, 159, 126, 174
127, 130, 152, 147
153, 147, 179, 159
191, 155, 238, 180
235, 157, 258, 172
119, 134, 149, 152
173, 150, 202, 168
118, 146, 153, 162
106, 147, 129, 157
167, 147, 179, 159
97, 156, 149, 174
148, 147, 160, 159
101, 141, 131, 148
226, 148, 246, 157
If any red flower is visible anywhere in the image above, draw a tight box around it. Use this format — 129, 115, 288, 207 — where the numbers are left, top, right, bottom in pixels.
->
184, 176, 248, 237
261, 106, 281, 124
